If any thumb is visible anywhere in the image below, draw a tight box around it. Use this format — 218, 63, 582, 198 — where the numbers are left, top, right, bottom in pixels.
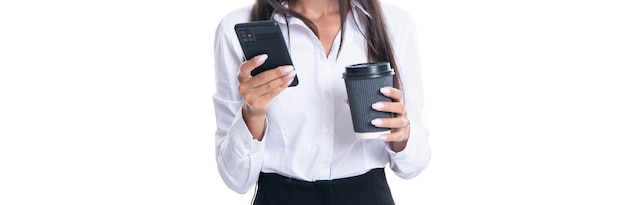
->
240, 54, 268, 77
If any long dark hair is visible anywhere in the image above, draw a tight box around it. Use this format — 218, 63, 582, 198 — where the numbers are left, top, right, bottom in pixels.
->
251, 0, 402, 89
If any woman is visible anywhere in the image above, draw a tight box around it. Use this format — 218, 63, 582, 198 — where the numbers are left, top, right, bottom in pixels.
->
213, 0, 431, 204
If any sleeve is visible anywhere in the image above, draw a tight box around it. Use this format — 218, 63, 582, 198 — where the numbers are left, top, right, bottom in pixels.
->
212, 18, 267, 194
385, 14, 432, 179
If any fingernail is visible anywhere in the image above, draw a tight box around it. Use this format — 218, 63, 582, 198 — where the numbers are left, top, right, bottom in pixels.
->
257, 54, 268, 62
380, 87, 391, 94
282, 66, 294, 73
287, 69, 297, 78
371, 103, 384, 110
371, 119, 383, 126
379, 135, 388, 141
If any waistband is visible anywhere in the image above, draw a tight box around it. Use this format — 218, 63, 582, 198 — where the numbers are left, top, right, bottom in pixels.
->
260, 168, 386, 185
254, 168, 395, 205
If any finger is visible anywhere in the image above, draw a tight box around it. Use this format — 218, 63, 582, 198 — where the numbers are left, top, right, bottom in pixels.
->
379, 130, 408, 142
247, 78, 291, 107
371, 117, 409, 129
239, 65, 294, 92
252, 69, 296, 94
249, 65, 294, 88
261, 80, 290, 100
371, 102, 406, 115
344, 98, 349, 105
238, 54, 268, 79
380, 86, 403, 102
240, 70, 296, 102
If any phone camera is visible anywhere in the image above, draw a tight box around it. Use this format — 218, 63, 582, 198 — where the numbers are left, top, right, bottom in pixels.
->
238, 29, 255, 43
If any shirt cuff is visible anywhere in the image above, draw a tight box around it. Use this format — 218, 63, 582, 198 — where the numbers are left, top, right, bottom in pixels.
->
228, 106, 268, 156
385, 141, 410, 162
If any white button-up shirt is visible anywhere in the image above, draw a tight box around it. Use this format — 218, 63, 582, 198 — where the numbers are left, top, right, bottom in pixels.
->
213, 1, 431, 194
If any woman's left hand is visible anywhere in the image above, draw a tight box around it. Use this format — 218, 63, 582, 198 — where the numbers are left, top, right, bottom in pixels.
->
371, 87, 410, 150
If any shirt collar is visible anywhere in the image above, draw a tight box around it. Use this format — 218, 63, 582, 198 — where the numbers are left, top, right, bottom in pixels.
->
272, 0, 370, 28
271, 0, 368, 47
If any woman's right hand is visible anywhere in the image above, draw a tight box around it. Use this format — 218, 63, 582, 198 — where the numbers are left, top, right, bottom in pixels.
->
237, 54, 296, 139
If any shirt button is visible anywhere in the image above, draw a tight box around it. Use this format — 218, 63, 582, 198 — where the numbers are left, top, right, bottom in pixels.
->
324, 126, 329, 133
324, 91, 331, 97
322, 159, 330, 165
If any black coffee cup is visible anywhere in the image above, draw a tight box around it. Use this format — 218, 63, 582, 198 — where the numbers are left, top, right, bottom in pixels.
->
343, 62, 395, 139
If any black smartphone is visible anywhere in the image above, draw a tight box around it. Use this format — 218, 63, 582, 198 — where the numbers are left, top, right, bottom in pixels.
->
234, 20, 298, 87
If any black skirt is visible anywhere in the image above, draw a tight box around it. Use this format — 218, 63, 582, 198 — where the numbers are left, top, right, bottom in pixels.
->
252, 168, 395, 205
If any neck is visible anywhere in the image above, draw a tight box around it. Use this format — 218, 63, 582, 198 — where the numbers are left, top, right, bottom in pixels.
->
289, 0, 340, 20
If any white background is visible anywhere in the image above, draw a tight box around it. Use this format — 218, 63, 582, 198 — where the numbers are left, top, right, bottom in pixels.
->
1, 0, 625, 204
